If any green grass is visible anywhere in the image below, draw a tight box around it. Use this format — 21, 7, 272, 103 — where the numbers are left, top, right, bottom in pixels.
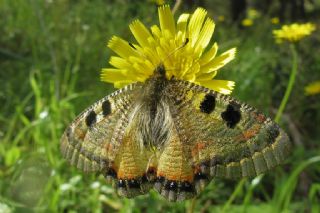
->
1, 0, 320, 212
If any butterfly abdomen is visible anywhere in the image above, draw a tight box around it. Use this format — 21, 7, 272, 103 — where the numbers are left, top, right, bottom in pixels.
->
131, 76, 174, 150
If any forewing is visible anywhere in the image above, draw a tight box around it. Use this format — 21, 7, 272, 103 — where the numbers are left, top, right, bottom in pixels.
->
60, 83, 141, 172
162, 80, 291, 197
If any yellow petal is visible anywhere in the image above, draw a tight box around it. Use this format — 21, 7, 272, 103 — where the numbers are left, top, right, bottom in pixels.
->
132, 62, 153, 77
305, 81, 320, 95
198, 79, 235, 94
184, 73, 196, 82
176, 13, 190, 42
151, 25, 162, 40
158, 5, 175, 34
142, 46, 160, 66
199, 42, 218, 65
108, 36, 139, 59
195, 71, 217, 81
114, 80, 134, 88
130, 20, 153, 47
200, 48, 236, 73
188, 8, 207, 46
241, 18, 253, 27
101, 68, 127, 82
194, 18, 215, 53
109, 56, 132, 70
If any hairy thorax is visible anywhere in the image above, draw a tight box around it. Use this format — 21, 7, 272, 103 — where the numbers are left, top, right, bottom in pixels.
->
128, 67, 174, 151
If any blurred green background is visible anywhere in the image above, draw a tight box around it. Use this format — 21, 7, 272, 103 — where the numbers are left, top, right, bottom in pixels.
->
1, 0, 320, 212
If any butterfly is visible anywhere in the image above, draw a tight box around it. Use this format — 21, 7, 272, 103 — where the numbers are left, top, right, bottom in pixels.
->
60, 64, 291, 202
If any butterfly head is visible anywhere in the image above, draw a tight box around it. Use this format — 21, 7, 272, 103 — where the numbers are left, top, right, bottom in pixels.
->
154, 63, 166, 79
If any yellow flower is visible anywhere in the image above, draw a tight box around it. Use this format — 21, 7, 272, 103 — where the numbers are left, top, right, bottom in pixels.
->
152, 0, 165, 6
248, 8, 260, 19
241, 18, 253, 27
271, 17, 280, 25
305, 81, 320, 95
101, 5, 236, 94
273, 23, 316, 43
218, 15, 225, 22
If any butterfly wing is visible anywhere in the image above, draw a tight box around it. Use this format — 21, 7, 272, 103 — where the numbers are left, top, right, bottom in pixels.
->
60, 83, 141, 172
61, 83, 154, 197
153, 80, 291, 201
61, 78, 291, 202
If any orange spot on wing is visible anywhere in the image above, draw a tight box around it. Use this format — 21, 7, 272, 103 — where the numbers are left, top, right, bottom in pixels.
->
191, 142, 206, 157
193, 165, 201, 173
105, 143, 113, 153
75, 128, 86, 140
236, 124, 261, 142
252, 112, 266, 123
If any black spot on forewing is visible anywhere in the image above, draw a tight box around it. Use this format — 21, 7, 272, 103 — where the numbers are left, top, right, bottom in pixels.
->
221, 102, 241, 128
200, 93, 216, 114
102, 99, 112, 116
85, 110, 96, 127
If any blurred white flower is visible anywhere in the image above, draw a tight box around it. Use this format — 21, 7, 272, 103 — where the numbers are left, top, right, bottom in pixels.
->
251, 174, 263, 187
255, 46, 261, 53
0, 203, 12, 213
90, 181, 101, 189
51, 169, 56, 176
82, 24, 90, 31
101, 185, 114, 194
60, 183, 72, 192
39, 110, 48, 119
69, 175, 82, 185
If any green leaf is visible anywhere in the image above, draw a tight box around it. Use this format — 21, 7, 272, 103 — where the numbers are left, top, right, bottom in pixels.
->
5, 147, 21, 167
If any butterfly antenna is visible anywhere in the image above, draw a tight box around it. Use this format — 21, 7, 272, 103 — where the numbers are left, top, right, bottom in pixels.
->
128, 42, 136, 50
162, 38, 189, 64
128, 38, 190, 74
156, 38, 189, 76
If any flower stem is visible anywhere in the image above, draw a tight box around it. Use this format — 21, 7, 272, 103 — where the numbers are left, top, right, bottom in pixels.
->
275, 44, 298, 123
187, 198, 196, 213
